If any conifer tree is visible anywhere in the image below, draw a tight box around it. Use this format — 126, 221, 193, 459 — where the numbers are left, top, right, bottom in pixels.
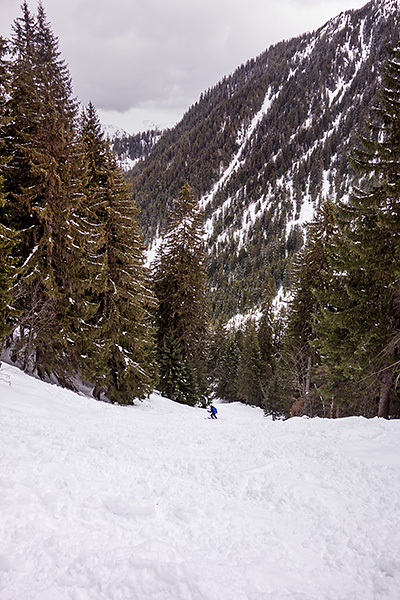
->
77, 104, 156, 403
153, 183, 209, 405
70, 102, 111, 380
2, 2, 81, 380
316, 45, 400, 418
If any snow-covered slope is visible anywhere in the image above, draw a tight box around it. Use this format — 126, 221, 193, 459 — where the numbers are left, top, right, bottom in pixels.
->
1, 363, 400, 599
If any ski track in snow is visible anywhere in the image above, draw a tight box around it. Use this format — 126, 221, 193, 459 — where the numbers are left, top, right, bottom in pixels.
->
1, 364, 400, 600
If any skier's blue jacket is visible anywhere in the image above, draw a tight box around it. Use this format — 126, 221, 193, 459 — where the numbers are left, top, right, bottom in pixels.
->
210, 405, 217, 414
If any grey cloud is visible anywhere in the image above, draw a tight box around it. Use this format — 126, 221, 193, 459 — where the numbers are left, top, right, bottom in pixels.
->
1, 0, 367, 132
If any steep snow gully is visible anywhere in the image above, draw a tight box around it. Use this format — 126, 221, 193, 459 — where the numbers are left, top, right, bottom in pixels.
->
0, 363, 399, 599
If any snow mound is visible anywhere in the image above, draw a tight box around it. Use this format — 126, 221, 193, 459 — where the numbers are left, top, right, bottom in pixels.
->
1, 363, 400, 600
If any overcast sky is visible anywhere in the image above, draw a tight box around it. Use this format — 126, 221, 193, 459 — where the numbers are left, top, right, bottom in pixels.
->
0, 0, 368, 134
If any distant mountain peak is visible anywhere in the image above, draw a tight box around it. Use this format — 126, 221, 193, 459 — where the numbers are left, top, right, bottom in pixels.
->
102, 123, 129, 140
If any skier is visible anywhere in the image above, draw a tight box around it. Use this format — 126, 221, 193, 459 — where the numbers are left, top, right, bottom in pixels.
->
209, 404, 218, 419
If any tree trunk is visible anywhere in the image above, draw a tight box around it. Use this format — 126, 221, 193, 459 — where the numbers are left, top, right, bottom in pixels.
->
303, 354, 312, 416
378, 369, 393, 419
378, 343, 396, 419
330, 398, 335, 419
93, 385, 102, 400
305, 355, 312, 395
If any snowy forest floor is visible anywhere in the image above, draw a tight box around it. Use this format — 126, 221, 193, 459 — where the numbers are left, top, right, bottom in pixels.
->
1, 363, 399, 600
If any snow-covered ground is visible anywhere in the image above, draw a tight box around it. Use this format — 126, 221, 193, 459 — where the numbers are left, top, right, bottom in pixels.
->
1, 363, 399, 600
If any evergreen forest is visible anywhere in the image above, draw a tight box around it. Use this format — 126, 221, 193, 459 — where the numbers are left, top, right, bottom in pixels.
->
0, 0, 399, 418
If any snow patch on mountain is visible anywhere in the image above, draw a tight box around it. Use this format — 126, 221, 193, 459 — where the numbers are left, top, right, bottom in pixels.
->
200, 86, 277, 215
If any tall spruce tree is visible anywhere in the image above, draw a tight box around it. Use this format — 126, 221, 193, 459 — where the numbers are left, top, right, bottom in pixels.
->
77, 104, 156, 403
315, 44, 400, 418
70, 102, 111, 383
2, 2, 81, 380
153, 183, 209, 405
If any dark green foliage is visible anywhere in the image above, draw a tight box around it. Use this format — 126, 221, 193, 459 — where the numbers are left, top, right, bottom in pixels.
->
153, 184, 209, 405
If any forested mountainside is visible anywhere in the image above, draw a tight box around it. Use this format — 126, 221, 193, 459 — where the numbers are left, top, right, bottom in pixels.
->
122, 0, 399, 320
